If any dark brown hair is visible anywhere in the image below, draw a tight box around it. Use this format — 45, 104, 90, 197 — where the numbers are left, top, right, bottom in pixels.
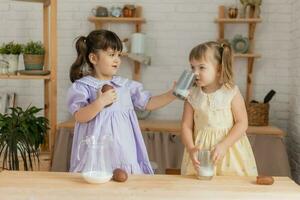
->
189, 40, 234, 87
69, 29, 122, 82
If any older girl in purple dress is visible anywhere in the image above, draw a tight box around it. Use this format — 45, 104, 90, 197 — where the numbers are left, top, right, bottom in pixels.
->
67, 30, 176, 174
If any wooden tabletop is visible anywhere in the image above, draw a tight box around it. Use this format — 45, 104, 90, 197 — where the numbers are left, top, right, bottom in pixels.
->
0, 171, 299, 200
57, 119, 286, 136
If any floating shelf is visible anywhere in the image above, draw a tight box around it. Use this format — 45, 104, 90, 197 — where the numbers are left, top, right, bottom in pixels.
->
88, 16, 145, 24
122, 53, 151, 65
88, 6, 147, 81
12, 0, 50, 5
215, 18, 262, 23
215, 6, 262, 103
0, 74, 51, 80
234, 53, 261, 58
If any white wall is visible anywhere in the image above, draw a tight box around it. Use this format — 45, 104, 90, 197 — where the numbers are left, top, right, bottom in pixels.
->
0, 0, 292, 127
288, 0, 300, 184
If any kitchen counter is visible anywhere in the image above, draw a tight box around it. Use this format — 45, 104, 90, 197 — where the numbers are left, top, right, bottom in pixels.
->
0, 171, 299, 199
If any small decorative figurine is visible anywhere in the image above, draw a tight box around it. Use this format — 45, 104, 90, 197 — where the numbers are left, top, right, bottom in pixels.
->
110, 6, 122, 17
228, 6, 238, 18
231, 35, 249, 54
122, 4, 136, 17
91, 6, 108, 17
240, 0, 262, 18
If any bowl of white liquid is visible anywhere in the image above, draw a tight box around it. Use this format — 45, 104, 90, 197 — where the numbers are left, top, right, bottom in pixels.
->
197, 150, 214, 180
82, 171, 113, 184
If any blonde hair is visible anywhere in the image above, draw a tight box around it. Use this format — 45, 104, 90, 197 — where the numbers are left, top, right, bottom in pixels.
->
189, 41, 234, 88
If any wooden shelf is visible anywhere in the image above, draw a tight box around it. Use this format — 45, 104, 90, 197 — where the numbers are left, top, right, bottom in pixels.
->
123, 53, 151, 65
12, 0, 50, 5
88, 6, 147, 81
88, 16, 145, 24
215, 18, 262, 23
216, 5, 261, 103
234, 53, 261, 58
57, 119, 286, 137
11, 0, 57, 152
0, 74, 50, 80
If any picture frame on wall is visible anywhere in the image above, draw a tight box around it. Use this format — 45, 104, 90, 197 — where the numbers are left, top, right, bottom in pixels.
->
6, 93, 16, 112
0, 92, 16, 114
0, 93, 8, 114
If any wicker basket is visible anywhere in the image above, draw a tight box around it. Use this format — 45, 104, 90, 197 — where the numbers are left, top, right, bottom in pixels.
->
247, 102, 269, 126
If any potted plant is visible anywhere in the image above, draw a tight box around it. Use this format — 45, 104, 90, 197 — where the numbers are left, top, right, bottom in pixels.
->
22, 41, 45, 70
0, 41, 22, 74
0, 106, 49, 170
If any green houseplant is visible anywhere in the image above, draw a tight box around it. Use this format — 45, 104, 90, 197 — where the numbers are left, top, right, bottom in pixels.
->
0, 106, 49, 170
0, 41, 22, 74
22, 41, 45, 70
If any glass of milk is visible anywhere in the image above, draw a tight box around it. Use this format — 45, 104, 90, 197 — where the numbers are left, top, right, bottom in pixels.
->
77, 135, 114, 184
197, 149, 214, 180
172, 70, 196, 100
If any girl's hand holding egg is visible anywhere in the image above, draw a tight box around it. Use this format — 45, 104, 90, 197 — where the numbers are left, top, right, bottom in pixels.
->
98, 84, 117, 107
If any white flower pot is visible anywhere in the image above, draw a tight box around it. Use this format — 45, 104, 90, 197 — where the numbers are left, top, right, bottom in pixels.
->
0, 54, 19, 74
0, 54, 8, 74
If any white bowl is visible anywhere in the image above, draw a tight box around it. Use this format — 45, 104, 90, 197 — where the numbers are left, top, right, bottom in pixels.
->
82, 171, 113, 184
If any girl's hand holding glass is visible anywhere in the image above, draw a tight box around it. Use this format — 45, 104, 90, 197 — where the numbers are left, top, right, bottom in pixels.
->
212, 142, 228, 164
188, 146, 200, 170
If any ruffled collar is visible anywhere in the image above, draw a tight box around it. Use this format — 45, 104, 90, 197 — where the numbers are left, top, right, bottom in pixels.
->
200, 85, 225, 96
76, 75, 128, 89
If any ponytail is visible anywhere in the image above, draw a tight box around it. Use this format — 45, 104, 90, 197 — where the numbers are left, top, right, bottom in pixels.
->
70, 36, 88, 82
219, 41, 234, 87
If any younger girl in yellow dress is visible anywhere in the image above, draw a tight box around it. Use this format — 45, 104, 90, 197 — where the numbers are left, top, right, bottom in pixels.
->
181, 41, 258, 176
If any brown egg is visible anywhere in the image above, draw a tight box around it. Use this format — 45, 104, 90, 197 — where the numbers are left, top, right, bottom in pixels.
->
101, 84, 114, 93
256, 175, 274, 185
101, 84, 114, 107
112, 168, 128, 182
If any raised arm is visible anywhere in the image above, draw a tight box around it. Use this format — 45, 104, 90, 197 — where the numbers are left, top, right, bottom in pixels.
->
145, 90, 176, 111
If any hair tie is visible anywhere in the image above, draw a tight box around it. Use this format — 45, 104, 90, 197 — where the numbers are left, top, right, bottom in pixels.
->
82, 36, 87, 43
219, 43, 224, 55
221, 42, 226, 49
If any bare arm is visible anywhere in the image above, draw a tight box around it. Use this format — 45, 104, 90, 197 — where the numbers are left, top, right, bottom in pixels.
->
221, 89, 248, 148
74, 89, 116, 123
181, 101, 195, 150
212, 89, 248, 163
145, 90, 176, 111
181, 101, 200, 168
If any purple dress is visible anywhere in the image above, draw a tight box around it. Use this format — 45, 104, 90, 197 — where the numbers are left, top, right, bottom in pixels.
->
67, 75, 153, 174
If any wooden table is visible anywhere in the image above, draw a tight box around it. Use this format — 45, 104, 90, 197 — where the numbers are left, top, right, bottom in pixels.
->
0, 171, 299, 200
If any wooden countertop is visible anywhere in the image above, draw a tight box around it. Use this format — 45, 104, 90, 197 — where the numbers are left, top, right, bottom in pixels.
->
0, 171, 299, 200
57, 119, 286, 136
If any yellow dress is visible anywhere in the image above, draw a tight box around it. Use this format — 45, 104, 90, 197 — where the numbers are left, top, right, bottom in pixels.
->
181, 85, 258, 176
